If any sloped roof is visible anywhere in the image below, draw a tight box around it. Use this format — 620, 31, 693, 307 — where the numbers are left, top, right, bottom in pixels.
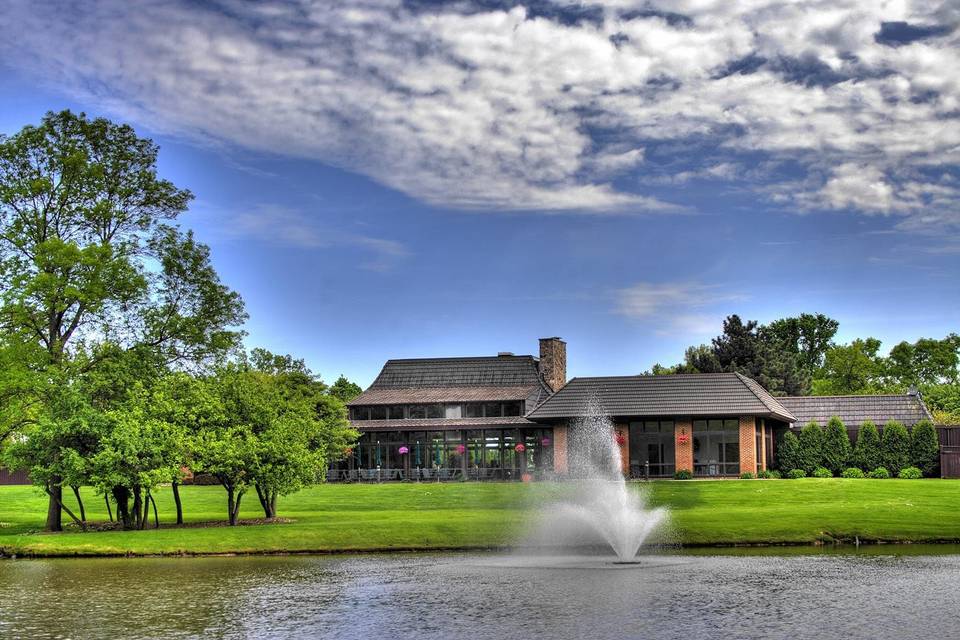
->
525, 372, 795, 422
349, 416, 537, 432
349, 355, 551, 407
778, 394, 933, 428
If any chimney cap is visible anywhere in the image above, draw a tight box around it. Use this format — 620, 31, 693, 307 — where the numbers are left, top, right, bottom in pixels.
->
540, 336, 565, 342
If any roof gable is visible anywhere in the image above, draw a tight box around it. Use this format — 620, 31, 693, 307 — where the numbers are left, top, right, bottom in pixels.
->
778, 394, 933, 428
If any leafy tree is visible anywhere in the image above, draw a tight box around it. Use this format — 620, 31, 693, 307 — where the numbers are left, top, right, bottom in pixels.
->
821, 416, 851, 475
762, 313, 839, 376
909, 419, 940, 477
329, 375, 363, 403
851, 421, 882, 472
796, 422, 825, 474
812, 338, 885, 395
886, 334, 960, 387
0, 111, 246, 530
881, 420, 911, 476
922, 384, 960, 425
776, 430, 801, 472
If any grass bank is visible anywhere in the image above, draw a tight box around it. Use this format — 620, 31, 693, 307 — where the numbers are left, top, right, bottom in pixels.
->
1, 479, 959, 557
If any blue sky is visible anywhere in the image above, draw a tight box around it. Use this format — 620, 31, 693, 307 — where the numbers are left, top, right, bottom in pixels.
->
1, 1, 958, 387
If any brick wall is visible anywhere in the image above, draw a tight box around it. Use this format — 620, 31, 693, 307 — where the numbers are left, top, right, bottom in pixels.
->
739, 416, 757, 475
615, 424, 629, 474
553, 425, 568, 474
675, 419, 693, 473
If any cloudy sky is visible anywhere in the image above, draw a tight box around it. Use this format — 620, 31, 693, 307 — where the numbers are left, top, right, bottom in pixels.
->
1, 0, 958, 385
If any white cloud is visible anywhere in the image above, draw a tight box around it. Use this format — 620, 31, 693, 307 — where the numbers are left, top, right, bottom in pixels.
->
0, 0, 957, 225
229, 204, 410, 272
615, 281, 745, 337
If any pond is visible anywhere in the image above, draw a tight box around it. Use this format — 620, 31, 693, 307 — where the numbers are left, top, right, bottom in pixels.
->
1, 547, 959, 639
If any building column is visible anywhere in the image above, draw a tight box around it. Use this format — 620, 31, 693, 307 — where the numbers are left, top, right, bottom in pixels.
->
615, 424, 629, 476
675, 419, 693, 474
552, 425, 568, 475
739, 417, 758, 475
759, 419, 767, 472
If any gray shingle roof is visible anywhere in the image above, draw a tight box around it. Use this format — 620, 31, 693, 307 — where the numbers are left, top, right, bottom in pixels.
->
525, 372, 795, 422
778, 394, 933, 428
348, 416, 537, 431
349, 355, 551, 407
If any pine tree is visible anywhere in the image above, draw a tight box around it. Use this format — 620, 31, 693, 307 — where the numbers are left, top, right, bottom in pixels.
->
909, 419, 940, 477
851, 421, 881, 471
821, 416, 851, 476
777, 430, 801, 472
797, 422, 825, 474
881, 420, 911, 476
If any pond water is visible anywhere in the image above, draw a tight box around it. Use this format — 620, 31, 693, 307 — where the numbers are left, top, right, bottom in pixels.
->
1, 548, 959, 639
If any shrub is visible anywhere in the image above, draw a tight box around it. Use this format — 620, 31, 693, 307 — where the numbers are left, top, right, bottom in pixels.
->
777, 430, 801, 472
868, 467, 890, 479
898, 466, 923, 479
822, 416, 851, 475
851, 420, 881, 471
797, 422, 825, 474
786, 468, 807, 479
841, 467, 865, 478
881, 421, 911, 476
767, 469, 782, 479
812, 467, 832, 478
909, 419, 940, 477
674, 469, 693, 480
740, 472, 755, 479
757, 469, 773, 479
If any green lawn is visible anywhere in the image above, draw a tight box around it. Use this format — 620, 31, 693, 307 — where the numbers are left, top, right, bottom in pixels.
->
1, 479, 959, 557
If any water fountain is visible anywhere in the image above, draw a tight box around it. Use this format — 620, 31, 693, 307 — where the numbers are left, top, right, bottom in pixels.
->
527, 398, 668, 563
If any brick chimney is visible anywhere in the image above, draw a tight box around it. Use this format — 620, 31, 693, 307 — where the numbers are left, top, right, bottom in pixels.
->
539, 337, 566, 392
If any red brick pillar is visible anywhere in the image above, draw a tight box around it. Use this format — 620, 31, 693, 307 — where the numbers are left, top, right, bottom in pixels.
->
739, 417, 757, 475
759, 419, 767, 472
553, 425, 568, 475
615, 424, 629, 475
675, 419, 693, 474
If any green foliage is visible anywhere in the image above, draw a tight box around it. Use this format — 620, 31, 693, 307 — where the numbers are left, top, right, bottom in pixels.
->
776, 430, 801, 472
909, 420, 940, 476
821, 416, 851, 475
898, 467, 922, 479
329, 375, 363, 403
797, 422, 825, 474
674, 469, 692, 480
851, 421, 882, 472
881, 421, 911, 476
812, 467, 832, 478
922, 384, 960, 425
757, 469, 773, 479
812, 338, 884, 395
767, 469, 782, 479
841, 467, 865, 478
761, 313, 839, 377
868, 467, 890, 479
886, 334, 960, 387
740, 472, 755, 479
786, 468, 807, 479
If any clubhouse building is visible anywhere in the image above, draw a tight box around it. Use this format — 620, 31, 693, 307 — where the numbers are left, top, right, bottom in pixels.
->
334, 337, 938, 481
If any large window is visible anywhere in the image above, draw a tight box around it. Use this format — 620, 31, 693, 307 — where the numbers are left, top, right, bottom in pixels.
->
352, 401, 526, 421
693, 419, 740, 476
628, 420, 675, 477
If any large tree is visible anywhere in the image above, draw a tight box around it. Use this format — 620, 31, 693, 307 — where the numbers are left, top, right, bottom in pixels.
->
761, 313, 839, 377
0, 111, 246, 530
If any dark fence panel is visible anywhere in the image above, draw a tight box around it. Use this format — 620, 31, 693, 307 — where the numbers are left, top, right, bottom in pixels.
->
939, 427, 960, 479
0, 467, 30, 485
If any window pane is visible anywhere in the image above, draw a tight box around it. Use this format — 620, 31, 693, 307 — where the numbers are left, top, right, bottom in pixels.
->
445, 404, 462, 419
708, 419, 723, 430
464, 403, 483, 418
408, 405, 426, 419
503, 401, 522, 416
724, 419, 739, 430
693, 420, 707, 430
388, 405, 405, 420
426, 405, 443, 419
369, 406, 387, 420
483, 403, 502, 418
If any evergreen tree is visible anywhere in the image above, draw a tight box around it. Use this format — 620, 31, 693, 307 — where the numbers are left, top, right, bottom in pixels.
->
909, 419, 940, 477
777, 430, 801, 472
821, 416, 851, 475
797, 422, 825, 474
851, 421, 881, 471
881, 420, 911, 476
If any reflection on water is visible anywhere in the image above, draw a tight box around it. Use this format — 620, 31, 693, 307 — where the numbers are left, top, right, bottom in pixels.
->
2, 548, 960, 639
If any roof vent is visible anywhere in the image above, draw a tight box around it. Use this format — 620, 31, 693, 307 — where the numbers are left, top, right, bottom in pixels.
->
497, 351, 514, 357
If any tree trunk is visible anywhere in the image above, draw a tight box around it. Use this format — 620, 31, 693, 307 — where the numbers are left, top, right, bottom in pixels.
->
44, 486, 85, 531
46, 480, 63, 532
149, 492, 160, 529
255, 484, 275, 519
71, 486, 86, 523
132, 486, 143, 530
255, 484, 269, 518
172, 482, 183, 525
226, 484, 236, 526
113, 486, 133, 529
269, 491, 277, 519
230, 491, 244, 526
104, 493, 114, 523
